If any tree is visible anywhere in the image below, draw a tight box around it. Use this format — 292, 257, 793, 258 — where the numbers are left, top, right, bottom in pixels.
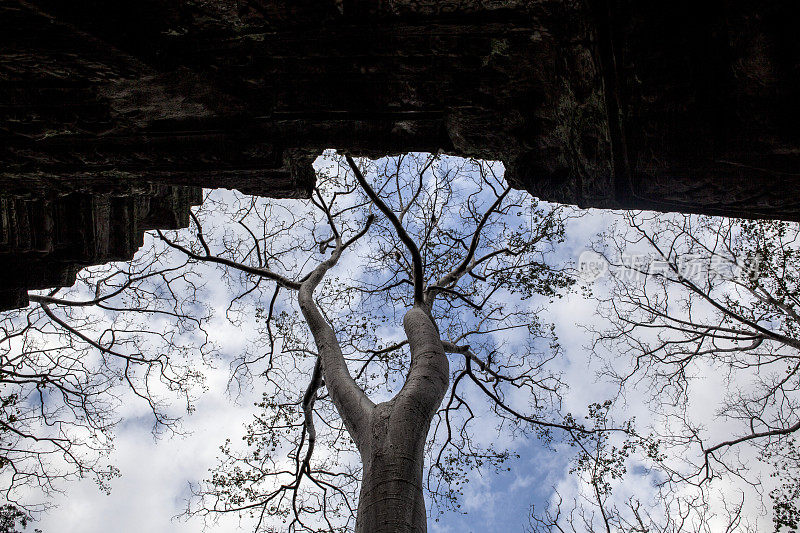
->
3, 152, 633, 532
7, 157, 795, 531
528, 401, 755, 533
144, 152, 594, 532
586, 212, 800, 532
0, 234, 209, 518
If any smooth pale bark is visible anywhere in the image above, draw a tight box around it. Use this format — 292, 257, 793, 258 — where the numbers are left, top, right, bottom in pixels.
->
354, 307, 449, 533
298, 253, 375, 448
298, 242, 448, 531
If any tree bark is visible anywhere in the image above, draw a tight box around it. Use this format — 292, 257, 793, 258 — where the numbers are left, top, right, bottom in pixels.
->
355, 306, 449, 533
355, 400, 429, 533
298, 240, 448, 531
298, 259, 375, 449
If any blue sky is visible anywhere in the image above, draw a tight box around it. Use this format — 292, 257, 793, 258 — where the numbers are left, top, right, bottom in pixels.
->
17, 155, 781, 532
30, 199, 621, 533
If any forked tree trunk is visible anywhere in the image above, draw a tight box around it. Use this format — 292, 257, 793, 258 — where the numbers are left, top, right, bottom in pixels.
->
300, 257, 449, 532
354, 307, 449, 533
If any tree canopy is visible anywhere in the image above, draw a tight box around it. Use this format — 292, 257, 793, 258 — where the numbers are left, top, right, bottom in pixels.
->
583, 213, 800, 532
2, 153, 593, 532
1, 154, 798, 532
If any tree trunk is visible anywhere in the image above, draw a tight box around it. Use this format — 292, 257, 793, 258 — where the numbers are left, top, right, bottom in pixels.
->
355, 401, 429, 533
301, 254, 448, 532
296, 223, 449, 531
354, 306, 449, 533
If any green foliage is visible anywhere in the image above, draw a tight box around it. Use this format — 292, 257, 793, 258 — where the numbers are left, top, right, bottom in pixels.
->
567, 401, 660, 497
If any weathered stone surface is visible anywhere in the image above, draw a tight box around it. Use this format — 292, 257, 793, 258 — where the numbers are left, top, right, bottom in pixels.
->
2, 0, 609, 202
1, 0, 799, 308
596, 0, 800, 219
0, 183, 202, 311
4, 0, 796, 218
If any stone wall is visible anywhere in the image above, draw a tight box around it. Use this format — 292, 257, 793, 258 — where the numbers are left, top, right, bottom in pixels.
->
0, 184, 201, 311
1, 0, 799, 309
4, 0, 797, 219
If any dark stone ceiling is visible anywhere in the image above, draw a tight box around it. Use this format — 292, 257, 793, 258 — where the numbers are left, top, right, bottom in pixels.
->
1, 0, 799, 309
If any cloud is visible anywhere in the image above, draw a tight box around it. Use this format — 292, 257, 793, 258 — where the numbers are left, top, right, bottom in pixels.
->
36, 360, 259, 533
18, 167, 783, 533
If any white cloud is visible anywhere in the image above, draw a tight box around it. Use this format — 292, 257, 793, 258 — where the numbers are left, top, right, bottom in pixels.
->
36, 361, 259, 533
12, 166, 785, 533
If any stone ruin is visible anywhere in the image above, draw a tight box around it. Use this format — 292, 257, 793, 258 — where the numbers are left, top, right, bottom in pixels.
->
1, 0, 798, 309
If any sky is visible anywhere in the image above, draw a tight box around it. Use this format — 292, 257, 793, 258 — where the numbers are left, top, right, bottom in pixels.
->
31, 208, 597, 533
8, 155, 785, 533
